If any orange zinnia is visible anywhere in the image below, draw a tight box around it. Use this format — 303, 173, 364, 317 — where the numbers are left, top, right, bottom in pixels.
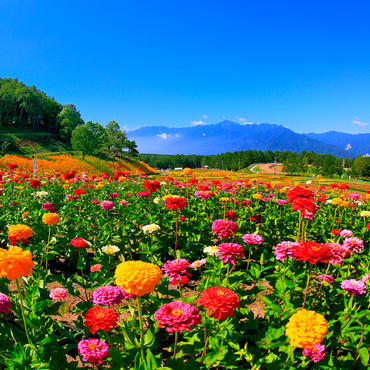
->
42, 213, 60, 225
0, 247, 34, 280
8, 224, 33, 245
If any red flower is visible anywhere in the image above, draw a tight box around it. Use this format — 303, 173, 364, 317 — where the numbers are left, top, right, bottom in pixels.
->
7, 164, 18, 171
287, 186, 315, 203
292, 241, 332, 264
249, 214, 261, 223
83, 306, 118, 334
331, 229, 341, 235
165, 197, 188, 211
215, 243, 244, 264
143, 180, 161, 192
70, 237, 88, 248
198, 286, 240, 320
63, 171, 77, 180
291, 198, 316, 215
29, 179, 42, 189
73, 188, 86, 196
225, 211, 238, 220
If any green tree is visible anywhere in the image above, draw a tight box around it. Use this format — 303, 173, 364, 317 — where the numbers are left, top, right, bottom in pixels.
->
57, 104, 84, 140
71, 121, 106, 159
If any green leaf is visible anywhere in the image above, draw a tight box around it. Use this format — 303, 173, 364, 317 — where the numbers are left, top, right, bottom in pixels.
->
359, 347, 369, 367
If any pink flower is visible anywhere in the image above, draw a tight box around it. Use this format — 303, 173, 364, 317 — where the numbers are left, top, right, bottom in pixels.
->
154, 301, 201, 332
189, 259, 207, 268
90, 264, 102, 272
340, 229, 353, 238
162, 259, 191, 286
326, 243, 346, 264
361, 273, 370, 283
49, 288, 68, 301
317, 274, 334, 284
242, 234, 264, 245
109, 192, 120, 198
100, 200, 114, 210
92, 286, 124, 306
342, 237, 363, 254
42, 202, 55, 212
341, 279, 366, 296
0, 293, 11, 313
119, 200, 129, 205
194, 191, 212, 200
276, 199, 288, 205
215, 243, 244, 264
273, 241, 298, 261
302, 344, 326, 363
211, 220, 237, 239
91, 199, 99, 205
179, 215, 186, 221
78, 338, 109, 365
349, 193, 360, 200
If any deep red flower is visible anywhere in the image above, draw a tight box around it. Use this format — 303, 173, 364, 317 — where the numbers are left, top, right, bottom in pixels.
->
197, 286, 240, 320
287, 186, 315, 203
73, 188, 86, 196
83, 306, 118, 334
63, 171, 77, 180
225, 211, 238, 220
292, 241, 332, 264
29, 179, 42, 189
331, 229, 341, 236
7, 164, 18, 171
70, 237, 88, 248
165, 197, 188, 211
249, 214, 261, 224
143, 180, 161, 192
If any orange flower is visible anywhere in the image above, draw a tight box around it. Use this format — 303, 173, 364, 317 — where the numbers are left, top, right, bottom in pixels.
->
285, 309, 327, 348
8, 224, 33, 245
0, 247, 34, 280
42, 213, 60, 225
114, 261, 162, 296
21, 212, 30, 219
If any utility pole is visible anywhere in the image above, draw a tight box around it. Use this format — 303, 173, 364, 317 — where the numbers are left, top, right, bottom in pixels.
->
342, 159, 345, 179
274, 157, 277, 175
112, 152, 115, 176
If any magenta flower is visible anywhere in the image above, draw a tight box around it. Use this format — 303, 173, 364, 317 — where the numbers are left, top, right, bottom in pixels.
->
91, 199, 99, 205
119, 200, 129, 205
317, 274, 334, 284
92, 286, 124, 306
342, 237, 363, 254
242, 234, 264, 245
49, 288, 68, 301
100, 200, 114, 210
326, 242, 346, 264
194, 191, 212, 200
42, 202, 55, 212
162, 259, 191, 286
154, 301, 201, 332
109, 192, 120, 198
273, 241, 298, 261
341, 279, 366, 296
0, 293, 11, 313
340, 229, 353, 238
215, 243, 244, 264
78, 338, 109, 365
302, 344, 326, 363
211, 220, 237, 239
276, 199, 288, 205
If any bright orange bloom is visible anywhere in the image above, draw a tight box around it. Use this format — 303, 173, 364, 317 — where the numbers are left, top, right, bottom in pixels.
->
285, 309, 327, 348
8, 224, 33, 245
21, 212, 30, 219
83, 306, 118, 334
114, 260, 162, 296
42, 213, 60, 225
0, 247, 34, 280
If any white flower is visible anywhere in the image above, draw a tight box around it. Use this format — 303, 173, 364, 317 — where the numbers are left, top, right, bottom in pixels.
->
34, 191, 49, 197
160, 182, 167, 186
203, 246, 218, 255
326, 199, 333, 204
306, 181, 312, 185
142, 224, 161, 235
360, 210, 370, 217
153, 197, 165, 207
101, 245, 120, 255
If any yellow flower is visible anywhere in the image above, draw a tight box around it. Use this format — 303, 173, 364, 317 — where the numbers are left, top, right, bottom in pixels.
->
219, 197, 230, 202
366, 194, 370, 200
42, 213, 59, 225
114, 260, 162, 296
331, 198, 343, 206
183, 168, 193, 175
252, 193, 262, 199
285, 309, 327, 348
63, 184, 70, 188
360, 210, 370, 217
279, 188, 289, 193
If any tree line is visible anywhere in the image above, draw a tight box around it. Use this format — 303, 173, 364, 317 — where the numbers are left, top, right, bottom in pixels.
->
0, 78, 137, 158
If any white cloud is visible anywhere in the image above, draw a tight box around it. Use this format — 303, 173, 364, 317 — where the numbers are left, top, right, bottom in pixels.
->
237, 117, 253, 125
345, 143, 352, 151
202, 114, 208, 119
352, 116, 368, 127
202, 133, 206, 136
191, 120, 207, 126
157, 133, 168, 139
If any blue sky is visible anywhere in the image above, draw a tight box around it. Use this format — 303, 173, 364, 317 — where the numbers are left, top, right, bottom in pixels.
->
1, 0, 370, 134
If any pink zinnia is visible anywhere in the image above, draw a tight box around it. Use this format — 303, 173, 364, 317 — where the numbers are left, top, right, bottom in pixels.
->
341, 279, 366, 296
154, 301, 201, 332
100, 200, 114, 209
211, 220, 237, 239
340, 229, 353, 238
109, 192, 120, 198
42, 202, 55, 212
70, 237, 88, 248
215, 243, 244, 264
119, 200, 129, 205
91, 199, 99, 205
0, 292, 11, 313
242, 234, 264, 245
273, 241, 298, 261
90, 264, 102, 272
49, 288, 68, 301
342, 237, 363, 254
361, 273, 370, 283
92, 286, 124, 306
78, 338, 109, 365
194, 191, 212, 200
326, 243, 346, 264
302, 344, 326, 363
276, 199, 288, 205
162, 259, 191, 286
317, 274, 334, 285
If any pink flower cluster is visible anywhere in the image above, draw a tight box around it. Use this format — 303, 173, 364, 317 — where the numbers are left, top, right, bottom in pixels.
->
273, 241, 298, 261
215, 243, 244, 264
92, 286, 124, 306
276, 199, 288, 205
340, 229, 353, 238
154, 301, 201, 332
0, 292, 11, 313
340, 279, 366, 296
194, 191, 212, 200
211, 220, 237, 239
42, 202, 55, 212
342, 237, 363, 254
317, 274, 334, 284
162, 259, 191, 286
100, 200, 114, 209
242, 234, 264, 245
302, 344, 326, 363
78, 338, 109, 365
49, 288, 68, 301
326, 243, 346, 264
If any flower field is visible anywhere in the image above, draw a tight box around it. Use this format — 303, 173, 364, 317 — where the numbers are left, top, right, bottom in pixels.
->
0, 164, 369, 369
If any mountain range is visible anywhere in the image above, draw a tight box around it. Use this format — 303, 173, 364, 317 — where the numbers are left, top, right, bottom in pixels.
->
127, 121, 370, 157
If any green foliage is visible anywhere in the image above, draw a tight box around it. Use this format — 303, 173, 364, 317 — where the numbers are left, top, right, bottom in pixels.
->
57, 104, 85, 141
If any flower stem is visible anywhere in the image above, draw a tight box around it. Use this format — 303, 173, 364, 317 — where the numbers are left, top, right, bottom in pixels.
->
174, 213, 179, 254
16, 279, 32, 345
302, 263, 311, 308
200, 314, 208, 363
136, 296, 145, 361
173, 331, 178, 365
